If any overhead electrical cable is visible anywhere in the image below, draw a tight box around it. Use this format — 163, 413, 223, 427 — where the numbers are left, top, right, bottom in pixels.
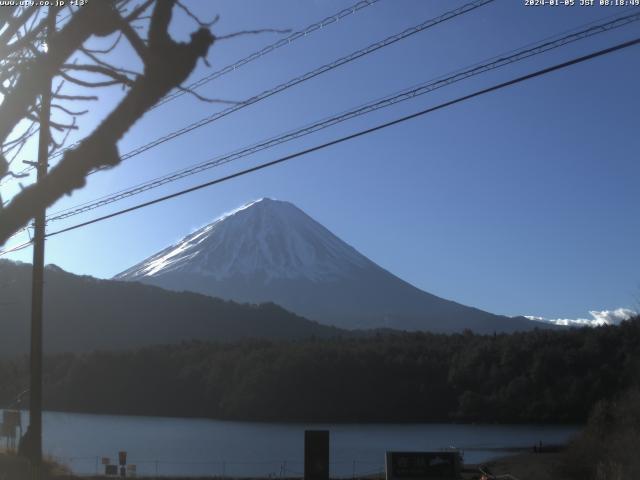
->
23, 37, 636, 243
0, 239, 33, 256
2, 35, 638, 257
0, 0, 383, 184
154, 0, 382, 108
14, 0, 494, 181
43, 10, 640, 223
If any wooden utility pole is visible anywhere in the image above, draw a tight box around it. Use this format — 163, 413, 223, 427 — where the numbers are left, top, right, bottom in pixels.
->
28, 6, 56, 471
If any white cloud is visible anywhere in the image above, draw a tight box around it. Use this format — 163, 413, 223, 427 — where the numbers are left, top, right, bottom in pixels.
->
526, 308, 637, 327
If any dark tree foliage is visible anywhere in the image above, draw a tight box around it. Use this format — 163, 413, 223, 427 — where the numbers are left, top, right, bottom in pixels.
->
1, 317, 639, 423
562, 388, 640, 479
0, 0, 216, 244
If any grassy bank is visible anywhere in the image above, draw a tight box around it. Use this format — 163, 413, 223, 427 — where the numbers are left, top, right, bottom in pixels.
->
0, 451, 72, 480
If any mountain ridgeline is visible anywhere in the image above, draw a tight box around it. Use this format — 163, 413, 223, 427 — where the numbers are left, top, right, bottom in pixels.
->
0, 260, 343, 357
116, 198, 544, 334
0, 198, 555, 357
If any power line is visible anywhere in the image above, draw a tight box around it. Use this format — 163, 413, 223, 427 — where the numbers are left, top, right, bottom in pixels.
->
43, 10, 640, 224
37, 0, 495, 176
2, 34, 638, 255
0, 239, 33, 256
107, 1, 495, 162
0, 0, 383, 183
154, 0, 382, 109
37, 37, 640, 241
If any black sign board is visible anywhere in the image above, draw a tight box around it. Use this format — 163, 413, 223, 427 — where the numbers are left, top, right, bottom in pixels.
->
385, 452, 461, 480
105, 464, 118, 476
304, 430, 329, 480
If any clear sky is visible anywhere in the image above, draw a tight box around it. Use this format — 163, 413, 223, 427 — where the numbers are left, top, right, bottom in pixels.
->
3, 0, 640, 321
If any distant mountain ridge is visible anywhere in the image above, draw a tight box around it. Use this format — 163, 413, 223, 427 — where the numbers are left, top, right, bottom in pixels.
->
116, 198, 547, 334
0, 259, 344, 357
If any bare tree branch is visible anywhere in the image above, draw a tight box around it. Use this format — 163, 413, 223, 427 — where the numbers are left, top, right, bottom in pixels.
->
176, 85, 239, 105
0, 5, 19, 30
52, 93, 98, 101
59, 66, 134, 88
0, 1, 121, 153
81, 32, 123, 55
123, 0, 155, 22
119, 20, 148, 62
0, 5, 38, 48
0, 0, 215, 244
50, 117, 76, 152
3, 14, 48, 58
216, 28, 291, 41
175, 1, 219, 28
51, 104, 89, 116
79, 46, 140, 77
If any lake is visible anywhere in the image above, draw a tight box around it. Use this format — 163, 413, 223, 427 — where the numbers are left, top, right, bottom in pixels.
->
9, 411, 579, 477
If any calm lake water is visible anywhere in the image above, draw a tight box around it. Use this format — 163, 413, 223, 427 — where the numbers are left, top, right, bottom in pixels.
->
10, 411, 579, 477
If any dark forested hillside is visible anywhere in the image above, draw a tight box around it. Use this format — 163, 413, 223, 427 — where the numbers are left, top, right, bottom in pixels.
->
1, 316, 638, 423
0, 260, 344, 356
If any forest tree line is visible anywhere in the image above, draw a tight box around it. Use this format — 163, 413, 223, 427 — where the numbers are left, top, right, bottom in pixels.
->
1, 316, 639, 423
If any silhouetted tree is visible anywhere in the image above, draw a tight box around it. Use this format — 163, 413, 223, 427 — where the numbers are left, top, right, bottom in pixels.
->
0, 0, 215, 244
2, 316, 638, 423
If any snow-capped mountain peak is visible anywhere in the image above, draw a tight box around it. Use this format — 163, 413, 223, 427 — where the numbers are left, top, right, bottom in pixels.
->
116, 198, 371, 283
116, 198, 543, 333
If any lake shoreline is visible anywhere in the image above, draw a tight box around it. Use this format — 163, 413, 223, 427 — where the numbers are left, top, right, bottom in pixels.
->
2, 450, 573, 480
3, 410, 581, 478
6, 407, 585, 427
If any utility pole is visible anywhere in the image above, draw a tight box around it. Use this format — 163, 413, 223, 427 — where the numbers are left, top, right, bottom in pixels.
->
28, 6, 56, 472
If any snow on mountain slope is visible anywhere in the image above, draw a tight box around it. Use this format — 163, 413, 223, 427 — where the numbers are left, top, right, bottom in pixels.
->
115, 198, 544, 333
117, 198, 372, 283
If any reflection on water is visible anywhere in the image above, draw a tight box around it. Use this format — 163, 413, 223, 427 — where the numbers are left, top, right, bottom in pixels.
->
13, 410, 579, 477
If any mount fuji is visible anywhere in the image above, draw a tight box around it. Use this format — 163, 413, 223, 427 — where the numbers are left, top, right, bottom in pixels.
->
115, 198, 542, 333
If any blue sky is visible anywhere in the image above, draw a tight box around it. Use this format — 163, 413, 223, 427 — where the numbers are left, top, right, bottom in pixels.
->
3, 0, 640, 321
